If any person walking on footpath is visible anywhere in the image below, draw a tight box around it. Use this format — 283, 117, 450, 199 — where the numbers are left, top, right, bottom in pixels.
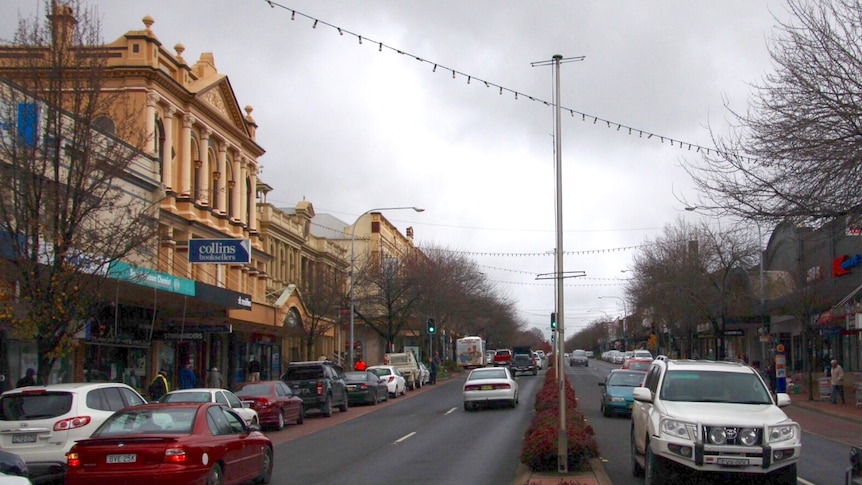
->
248, 356, 261, 382
148, 369, 170, 401
16, 368, 37, 388
179, 363, 197, 389
428, 357, 438, 384
354, 358, 367, 371
831, 359, 846, 404
205, 366, 224, 388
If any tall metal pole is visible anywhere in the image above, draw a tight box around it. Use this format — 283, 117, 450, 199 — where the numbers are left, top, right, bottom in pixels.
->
348, 206, 424, 370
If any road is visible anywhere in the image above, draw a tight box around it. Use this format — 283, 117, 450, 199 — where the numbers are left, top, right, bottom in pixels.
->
266, 370, 543, 485
565, 358, 854, 485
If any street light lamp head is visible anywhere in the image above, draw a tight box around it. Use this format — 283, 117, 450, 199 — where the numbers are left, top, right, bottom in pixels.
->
412, 207, 425, 213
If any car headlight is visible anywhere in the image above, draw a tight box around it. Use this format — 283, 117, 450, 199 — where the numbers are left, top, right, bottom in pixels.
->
765, 423, 799, 444
660, 418, 697, 441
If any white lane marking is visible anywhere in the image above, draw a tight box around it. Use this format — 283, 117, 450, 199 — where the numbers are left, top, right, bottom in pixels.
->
798, 478, 815, 485
445, 407, 457, 415
394, 431, 416, 444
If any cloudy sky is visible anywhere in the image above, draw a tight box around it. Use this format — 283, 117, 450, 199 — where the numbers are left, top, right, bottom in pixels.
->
2, 0, 788, 337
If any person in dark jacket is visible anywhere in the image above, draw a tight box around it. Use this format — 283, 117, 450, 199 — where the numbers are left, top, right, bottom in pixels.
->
16, 368, 36, 388
148, 369, 170, 401
428, 357, 438, 385
178, 363, 197, 389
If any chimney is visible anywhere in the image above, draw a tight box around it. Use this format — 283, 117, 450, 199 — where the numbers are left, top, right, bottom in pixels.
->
49, 1, 78, 48
406, 227, 414, 239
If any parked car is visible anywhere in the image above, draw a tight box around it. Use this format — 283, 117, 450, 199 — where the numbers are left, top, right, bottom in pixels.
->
492, 349, 513, 367
463, 366, 518, 411
0, 450, 28, 480
343, 371, 389, 405
64, 402, 273, 485
631, 356, 800, 484
633, 349, 653, 360
383, 352, 422, 390
569, 349, 589, 367
532, 351, 543, 369
598, 369, 647, 417
159, 388, 259, 427
0, 382, 147, 483
233, 380, 304, 430
281, 360, 349, 417
621, 358, 653, 371
367, 365, 406, 398
511, 352, 537, 376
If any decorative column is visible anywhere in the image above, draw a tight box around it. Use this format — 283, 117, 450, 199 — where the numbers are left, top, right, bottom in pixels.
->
162, 106, 175, 191
216, 142, 227, 214
199, 129, 211, 206
231, 152, 241, 221
180, 113, 195, 197
146, 92, 158, 156
247, 163, 258, 231
239, 157, 248, 226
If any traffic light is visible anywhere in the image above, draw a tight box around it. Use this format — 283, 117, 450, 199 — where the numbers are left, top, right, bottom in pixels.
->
427, 318, 436, 334
550, 312, 557, 331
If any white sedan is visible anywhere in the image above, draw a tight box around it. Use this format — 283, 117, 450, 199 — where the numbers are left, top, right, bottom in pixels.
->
159, 388, 259, 426
463, 366, 518, 411
367, 365, 407, 398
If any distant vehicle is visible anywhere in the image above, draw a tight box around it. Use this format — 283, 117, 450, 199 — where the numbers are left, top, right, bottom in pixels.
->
457, 336, 487, 369
633, 349, 653, 360
485, 350, 496, 366
493, 349, 513, 367
281, 360, 349, 417
343, 370, 389, 406
598, 369, 647, 417
585, 350, 594, 358
532, 351, 544, 369
0, 382, 147, 483
159, 388, 259, 427
570, 349, 589, 367
233, 380, 304, 430
383, 351, 422, 390
367, 366, 406, 398
64, 402, 273, 485
418, 362, 431, 385
621, 358, 653, 371
463, 366, 518, 411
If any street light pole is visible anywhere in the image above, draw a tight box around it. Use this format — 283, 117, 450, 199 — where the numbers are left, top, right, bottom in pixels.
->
348, 206, 424, 370
599, 296, 628, 350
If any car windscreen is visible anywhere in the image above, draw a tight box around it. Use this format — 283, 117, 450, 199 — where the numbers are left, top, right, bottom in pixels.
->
607, 372, 646, 387
0, 392, 73, 420
660, 370, 772, 404
94, 408, 196, 435
284, 367, 324, 380
387, 355, 409, 365
234, 383, 272, 397
344, 372, 371, 382
468, 369, 507, 380
160, 391, 211, 403
369, 368, 392, 376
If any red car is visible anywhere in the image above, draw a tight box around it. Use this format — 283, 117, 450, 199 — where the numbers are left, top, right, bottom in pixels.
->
65, 402, 272, 485
621, 358, 653, 371
234, 380, 304, 431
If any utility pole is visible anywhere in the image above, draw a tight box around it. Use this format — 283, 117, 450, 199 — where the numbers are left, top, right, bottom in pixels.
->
531, 53, 584, 475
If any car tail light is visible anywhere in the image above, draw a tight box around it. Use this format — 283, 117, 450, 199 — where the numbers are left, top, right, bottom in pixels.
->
54, 416, 91, 431
493, 384, 511, 390
256, 398, 274, 409
164, 448, 188, 464
464, 385, 480, 391
359, 384, 369, 390
66, 452, 80, 468
316, 382, 324, 396
388, 376, 395, 383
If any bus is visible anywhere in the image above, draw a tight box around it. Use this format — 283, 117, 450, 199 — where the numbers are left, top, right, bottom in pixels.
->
456, 336, 486, 369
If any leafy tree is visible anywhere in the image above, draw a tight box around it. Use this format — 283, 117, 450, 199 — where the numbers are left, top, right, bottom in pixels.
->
0, 1, 157, 384
684, 0, 862, 226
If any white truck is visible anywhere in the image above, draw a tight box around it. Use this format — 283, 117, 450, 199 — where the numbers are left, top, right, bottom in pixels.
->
383, 351, 422, 390
456, 336, 486, 369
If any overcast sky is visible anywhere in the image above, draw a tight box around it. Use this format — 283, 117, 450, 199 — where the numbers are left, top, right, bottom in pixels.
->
2, 0, 788, 338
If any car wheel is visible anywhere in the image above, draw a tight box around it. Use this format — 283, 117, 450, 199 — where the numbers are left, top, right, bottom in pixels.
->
533, 370, 537, 376
321, 395, 333, 417
464, 402, 472, 411
254, 446, 273, 484
644, 441, 667, 485
206, 464, 224, 485
630, 427, 644, 477
339, 395, 348, 412
601, 402, 610, 417
275, 410, 285, 431
769, 463, 797, 485
296, 406, 304, 425
251, 415, 260, 427
372, 393, 378, 405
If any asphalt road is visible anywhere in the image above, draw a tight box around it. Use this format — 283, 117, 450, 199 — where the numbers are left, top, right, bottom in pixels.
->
268, 370, 544, 484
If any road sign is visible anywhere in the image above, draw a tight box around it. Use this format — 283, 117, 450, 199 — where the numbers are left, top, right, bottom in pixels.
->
189, 239, 251, 264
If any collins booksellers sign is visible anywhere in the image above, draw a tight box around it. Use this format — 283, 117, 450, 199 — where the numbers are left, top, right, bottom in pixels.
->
189, 239, 252, 264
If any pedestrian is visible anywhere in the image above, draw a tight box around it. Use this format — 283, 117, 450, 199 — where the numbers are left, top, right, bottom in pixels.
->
354, 358, 367, 371
428, 357, 438, 384
148, 369, 170, 401
178, 363, 197, 389
16, 368, 36, 388
831, 359, 846, 404
205, 366, 224, 388
248, 356, 261, 382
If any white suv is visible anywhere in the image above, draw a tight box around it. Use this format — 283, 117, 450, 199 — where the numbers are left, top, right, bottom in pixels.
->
630, 356, 800, 484
0, 382, 147, 482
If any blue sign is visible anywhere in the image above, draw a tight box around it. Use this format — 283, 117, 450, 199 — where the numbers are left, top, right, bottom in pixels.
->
189, 239, 251, 264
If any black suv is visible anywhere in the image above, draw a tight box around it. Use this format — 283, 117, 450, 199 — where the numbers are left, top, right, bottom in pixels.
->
281, 361, 349, 417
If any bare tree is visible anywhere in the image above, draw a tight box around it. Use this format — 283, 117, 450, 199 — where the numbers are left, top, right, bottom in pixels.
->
684, 0, 862, 226
0, 1, 157, 384
296, 264, 346, 361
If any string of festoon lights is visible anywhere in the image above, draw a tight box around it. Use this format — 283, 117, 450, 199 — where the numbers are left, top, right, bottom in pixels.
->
264, 0, 756, 162
420, 245, 645, 257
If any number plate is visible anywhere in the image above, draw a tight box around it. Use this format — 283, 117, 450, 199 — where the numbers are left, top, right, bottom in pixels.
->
107, 454, 137, 464
480, 385, 494, 390
717, 457, 748, 466
346, 385, 357, 391
11, 434, 36, 444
